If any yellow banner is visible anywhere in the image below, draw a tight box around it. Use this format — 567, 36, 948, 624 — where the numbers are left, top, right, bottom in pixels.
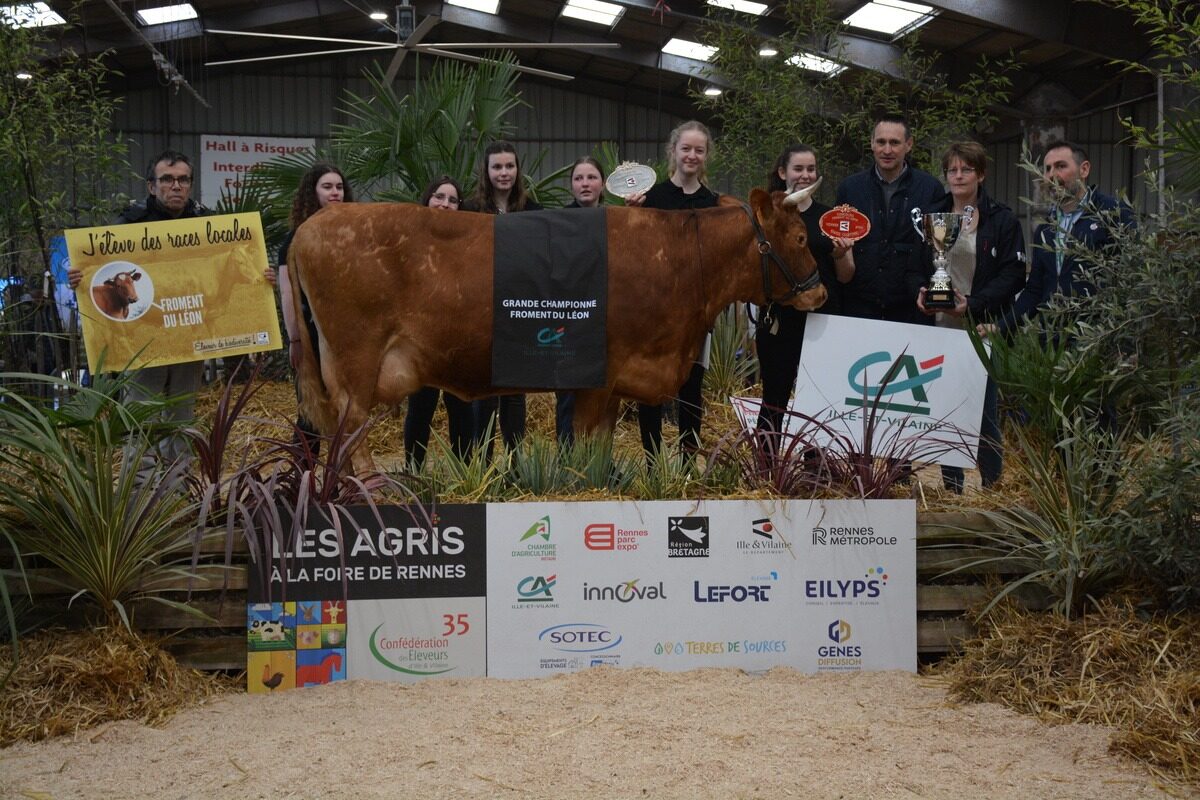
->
66, 212, 282, 371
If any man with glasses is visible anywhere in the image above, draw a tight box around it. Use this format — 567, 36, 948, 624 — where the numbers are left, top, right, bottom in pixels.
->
69, 150, 210, 465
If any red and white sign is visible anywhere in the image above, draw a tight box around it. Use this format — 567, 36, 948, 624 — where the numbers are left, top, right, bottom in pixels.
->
199, 134, 315, 208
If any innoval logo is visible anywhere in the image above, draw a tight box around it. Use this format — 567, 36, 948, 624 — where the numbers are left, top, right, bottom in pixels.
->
845, 351, 944, 415
368, 624, 453, 676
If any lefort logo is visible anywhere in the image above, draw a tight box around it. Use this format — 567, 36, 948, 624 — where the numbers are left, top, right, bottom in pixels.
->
845, 351, 944, 415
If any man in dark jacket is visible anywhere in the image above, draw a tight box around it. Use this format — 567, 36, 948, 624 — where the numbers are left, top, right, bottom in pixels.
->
1011, 140, 1135, 325
69, 150, 209, 465
836, 113, 946, 323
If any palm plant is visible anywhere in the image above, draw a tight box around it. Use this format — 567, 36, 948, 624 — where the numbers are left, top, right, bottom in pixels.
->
0, 372, 206, 629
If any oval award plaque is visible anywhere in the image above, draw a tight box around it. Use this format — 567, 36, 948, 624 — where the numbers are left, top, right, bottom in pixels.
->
818, 205, 871, 241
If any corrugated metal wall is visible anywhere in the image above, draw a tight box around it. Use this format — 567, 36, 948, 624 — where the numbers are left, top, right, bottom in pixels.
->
111, 53, 681, 200
112, 54, 1159, 223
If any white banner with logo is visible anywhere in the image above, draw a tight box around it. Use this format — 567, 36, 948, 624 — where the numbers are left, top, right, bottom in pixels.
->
199, 134, 315, 208
776, 314, 988, 470
485, 499, 916, 678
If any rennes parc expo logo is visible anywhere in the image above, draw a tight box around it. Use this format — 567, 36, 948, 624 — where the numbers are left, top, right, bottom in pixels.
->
845, 351, 944, 415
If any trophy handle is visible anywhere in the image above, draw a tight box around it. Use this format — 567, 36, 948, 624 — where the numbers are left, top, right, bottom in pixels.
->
963, 205, 975, 227
911, 208, 925, 240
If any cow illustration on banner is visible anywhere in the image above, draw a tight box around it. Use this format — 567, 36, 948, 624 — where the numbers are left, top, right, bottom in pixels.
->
65, 212, 281, 370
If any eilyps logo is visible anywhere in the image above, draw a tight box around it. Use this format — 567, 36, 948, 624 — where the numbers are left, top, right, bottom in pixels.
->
845, 351, 944, 415
805, 567, 889, 601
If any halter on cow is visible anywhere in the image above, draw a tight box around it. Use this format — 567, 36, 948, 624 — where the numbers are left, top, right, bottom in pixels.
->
288, 187, 825, 467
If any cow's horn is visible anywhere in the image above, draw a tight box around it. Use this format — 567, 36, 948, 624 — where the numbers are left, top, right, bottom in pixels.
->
783, 176, 823, 207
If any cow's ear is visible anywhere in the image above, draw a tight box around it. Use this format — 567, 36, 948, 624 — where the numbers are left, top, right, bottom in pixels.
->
132, 272, 142, 280
749, 187, 774, 224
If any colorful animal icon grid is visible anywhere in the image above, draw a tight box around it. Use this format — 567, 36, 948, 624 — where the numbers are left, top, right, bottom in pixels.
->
247, 601, 347, 693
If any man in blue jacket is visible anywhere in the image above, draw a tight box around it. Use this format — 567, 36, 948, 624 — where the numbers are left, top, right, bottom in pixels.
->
1011, 140, 1134, 325
836, 113, 946, 323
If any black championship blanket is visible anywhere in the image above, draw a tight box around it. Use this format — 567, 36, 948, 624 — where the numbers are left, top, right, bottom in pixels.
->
491, 207, 607, 388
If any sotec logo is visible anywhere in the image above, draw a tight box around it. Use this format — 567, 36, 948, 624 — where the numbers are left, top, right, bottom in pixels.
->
517, 574, 556, 603
537, 326, 565, 347
539, 623, 623, 653
805, 567, 889, 601
668, 516, 709, 557
845, 351, 944, 415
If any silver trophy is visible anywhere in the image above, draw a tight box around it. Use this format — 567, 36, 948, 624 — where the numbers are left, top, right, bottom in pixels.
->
911, 206, 974, 310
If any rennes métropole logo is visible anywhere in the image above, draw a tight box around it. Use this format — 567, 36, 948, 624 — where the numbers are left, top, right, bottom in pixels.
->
845, 351, 944, 415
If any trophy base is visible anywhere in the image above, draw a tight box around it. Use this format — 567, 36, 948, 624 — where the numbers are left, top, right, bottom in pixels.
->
924, 288, 956, 310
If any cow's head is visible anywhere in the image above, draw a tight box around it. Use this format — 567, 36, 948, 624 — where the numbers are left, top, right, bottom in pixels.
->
104, 271, 142, 305
748, 188, 826, 311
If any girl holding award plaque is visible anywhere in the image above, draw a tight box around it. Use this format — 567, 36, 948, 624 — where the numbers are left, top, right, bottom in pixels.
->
625, 121, 720, 462
912, 141, 1027, 492
755, 144, 856, 439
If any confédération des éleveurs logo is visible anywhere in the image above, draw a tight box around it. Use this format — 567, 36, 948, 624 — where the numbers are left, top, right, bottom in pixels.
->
668, 516, 709, 557
845, 350, 944, 415
368, 624, 454, 676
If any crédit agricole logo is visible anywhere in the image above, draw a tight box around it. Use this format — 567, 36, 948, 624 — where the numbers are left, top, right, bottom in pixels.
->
845, 351, 944, 415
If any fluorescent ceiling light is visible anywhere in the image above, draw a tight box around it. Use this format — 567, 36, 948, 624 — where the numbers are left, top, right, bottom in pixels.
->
786, 52, 845, 76
758, 46, 778, 57
703, 86, 722, 96
561, 0, 624, 27
15, 71, 33, 79
1, 3, 65, 28
134, 3, 198, 26
843, 0, 934, 37
706, 0, 767, 15
661, 38, 717, 62
447, 0, 500, 14
369, 11, 389, 20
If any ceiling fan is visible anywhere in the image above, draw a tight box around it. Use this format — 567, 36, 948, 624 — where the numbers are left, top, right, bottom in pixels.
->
205, 2, 620, 82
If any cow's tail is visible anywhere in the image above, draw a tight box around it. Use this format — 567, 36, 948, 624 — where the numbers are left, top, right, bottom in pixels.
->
287, 233, 337, 436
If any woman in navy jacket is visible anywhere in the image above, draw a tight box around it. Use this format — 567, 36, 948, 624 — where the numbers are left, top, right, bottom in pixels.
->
912, 141, 1026, 491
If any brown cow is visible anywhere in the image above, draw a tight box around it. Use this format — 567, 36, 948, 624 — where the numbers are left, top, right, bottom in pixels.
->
289, 187, 825, 464
92, 270, 142, 319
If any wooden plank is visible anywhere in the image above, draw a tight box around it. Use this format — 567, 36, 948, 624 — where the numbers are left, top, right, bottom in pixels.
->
917, 548, 1025, 576
132, 595, 247, 629
165, 635, 247, 671
10, 567, 249, 596
918, 617, 974, 653
918, 584, 1049, 612
917, 511, 997, 535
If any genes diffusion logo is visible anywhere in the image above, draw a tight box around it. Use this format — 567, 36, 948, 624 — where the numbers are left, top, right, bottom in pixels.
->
845, 351, 944, 415
817, 618, 863, 671
668, 516, 709, 557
